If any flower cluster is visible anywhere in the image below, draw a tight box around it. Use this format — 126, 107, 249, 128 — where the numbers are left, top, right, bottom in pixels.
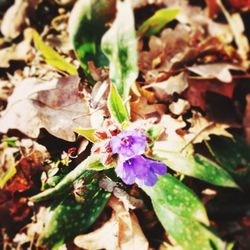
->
110, 130, 167, 186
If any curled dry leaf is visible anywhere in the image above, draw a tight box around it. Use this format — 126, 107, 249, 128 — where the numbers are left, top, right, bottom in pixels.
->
74, 196, 149, 250
0, 28, 33, 68
130, 96, 166, 121
144, 72, 188, 101
0, 76, 91, 141
187, 63, 245, 83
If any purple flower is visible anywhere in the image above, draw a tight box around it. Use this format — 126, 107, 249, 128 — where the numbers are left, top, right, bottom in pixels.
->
109, 130, 147, 158
116, 155, 167, 186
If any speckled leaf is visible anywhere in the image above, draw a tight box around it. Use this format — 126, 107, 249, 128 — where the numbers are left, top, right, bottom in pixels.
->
108, 84, 129, 123
101, 0, 138, 100
33, 30, 78, 75
143, 174, 226, 250
137, 8, 179, 37
69, 0, 116, 81
207, 136, 250, 190
143, 174, 208, 225
154, 149, 238, 188
30, 155, 103, 203
38, 181, 110, 249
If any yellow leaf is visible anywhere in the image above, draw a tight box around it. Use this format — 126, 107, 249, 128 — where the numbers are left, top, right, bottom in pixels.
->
75, 128, 98, 143
32, 30, 78, 75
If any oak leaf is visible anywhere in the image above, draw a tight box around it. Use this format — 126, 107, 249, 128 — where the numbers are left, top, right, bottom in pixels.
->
0, 76, 91, 141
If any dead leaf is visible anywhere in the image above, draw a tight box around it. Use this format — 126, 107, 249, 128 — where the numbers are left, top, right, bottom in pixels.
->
144, 72, 188, 101
139, 24, 198, 82
154, 114, 187, 153
0, 0, 39, 39
74, 196, 149, 250
227, 0, 250, 10
0, 28, 33, 68
205, 0, 220, 18
130, 96, 166, 121
184, 78, 235, 110
0, 81, 14, 102
243, 94, 250, 144
0, 76, 91, 141
169, 98, 190, 115
4, 139, 49, 193
217, 0, 249, 64
184, 111, 232, 144
187, 63, 245, 83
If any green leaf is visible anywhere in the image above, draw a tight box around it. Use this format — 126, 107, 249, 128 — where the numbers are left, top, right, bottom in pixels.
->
101, 0, 138, 100
137, 8, 179, 37
32, 30, 78, 75
75, 128, 98, 143
38, 180, 110, 249
154, 148, 238, 188
108, 84, 129, 123
30, 155, 103, 203
0, 165, 16, 188
143, 174, 209, 225
69, 0, 116, 81
206, 136, 250, 190
142, 174, 226, 250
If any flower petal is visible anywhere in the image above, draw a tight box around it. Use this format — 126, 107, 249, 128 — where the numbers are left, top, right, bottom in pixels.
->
148, 159, 167, 175
109, 130, 147, 158
144, 170, 158, 186
115, 160, 136, 185
131, 155, 149, 179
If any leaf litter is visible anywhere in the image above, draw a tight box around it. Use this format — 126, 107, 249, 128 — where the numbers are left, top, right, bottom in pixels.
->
0, 0, 250, 249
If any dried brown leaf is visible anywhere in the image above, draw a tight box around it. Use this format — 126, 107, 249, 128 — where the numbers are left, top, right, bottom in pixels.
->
74, 196, 149, 250
144, 72, 188, 101
0, 76, 91, 141
187, 63, 245, 83
169, 98, 190, 115
184, 112, 232, 144
4, 139, 49, 193
139, 24, 197, 82
0, 0, 39, 39
184, 78, 235, 110
217, 0, 249, 64
130, 96, 166, 121
0, 28, 33, 68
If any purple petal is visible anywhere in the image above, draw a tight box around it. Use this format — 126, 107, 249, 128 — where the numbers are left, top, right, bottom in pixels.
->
115, 160, 136, 185
144, 170, 158, 186
148, 159, 167, 176
109, 130, 147, 158
109, 136, 121, 154
130, 155, 149, 179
